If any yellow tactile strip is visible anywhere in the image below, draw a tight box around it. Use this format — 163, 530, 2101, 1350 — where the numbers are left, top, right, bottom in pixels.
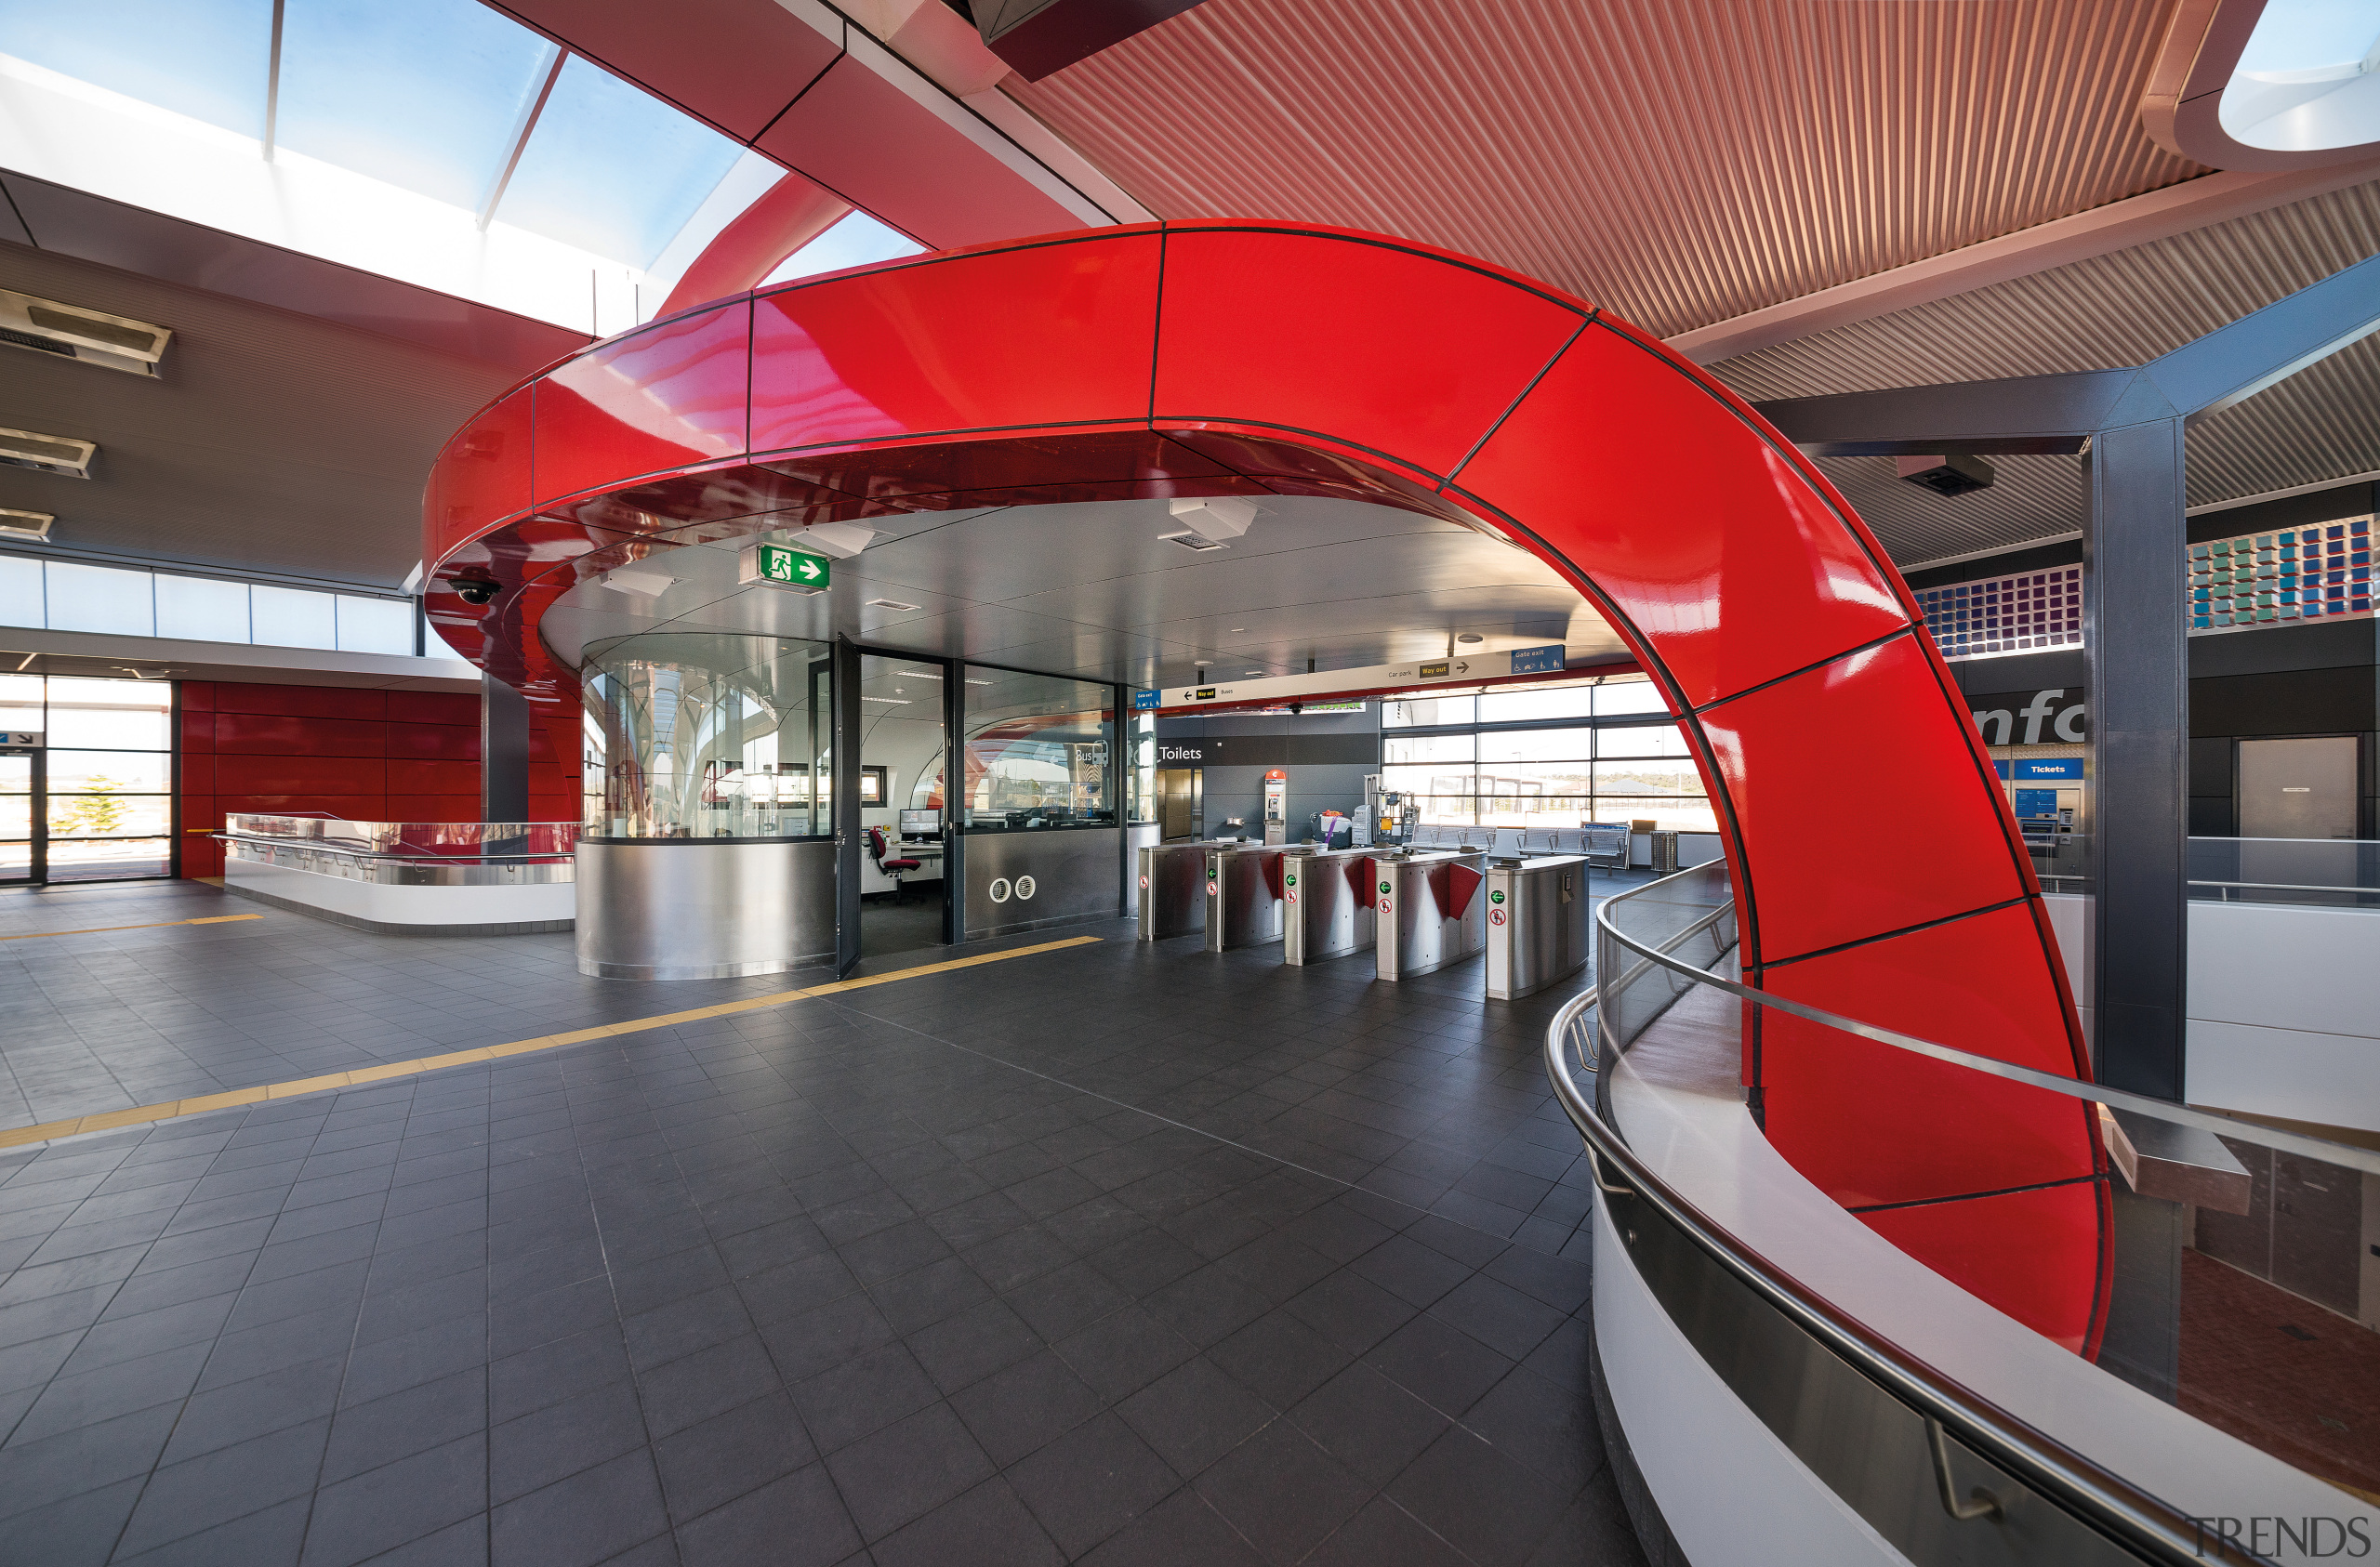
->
0, 935, 1102, 1152
0, 914, 262, 943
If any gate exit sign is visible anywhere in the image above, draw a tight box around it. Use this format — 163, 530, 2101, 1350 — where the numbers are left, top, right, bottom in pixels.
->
741, 543, 830, 594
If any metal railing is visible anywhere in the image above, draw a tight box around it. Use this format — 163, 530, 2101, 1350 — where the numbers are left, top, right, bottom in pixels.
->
218, 815, 578, 886
1546, 862, 2380, 1566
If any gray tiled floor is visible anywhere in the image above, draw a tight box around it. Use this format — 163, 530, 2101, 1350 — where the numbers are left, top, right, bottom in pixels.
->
0, 878, 1647, 1566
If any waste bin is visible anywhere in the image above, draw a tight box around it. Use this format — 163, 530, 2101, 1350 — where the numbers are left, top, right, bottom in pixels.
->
1647, 831, 1680, 876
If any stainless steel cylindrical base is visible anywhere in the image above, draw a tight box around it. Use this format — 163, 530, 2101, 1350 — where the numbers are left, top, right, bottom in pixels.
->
575, 838, 836, 980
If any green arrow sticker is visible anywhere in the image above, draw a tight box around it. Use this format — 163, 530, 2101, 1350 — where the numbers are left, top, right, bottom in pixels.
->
1489, 889, 1505, 903
1379, 881, 1391, 893
1285, 874, 1297, 887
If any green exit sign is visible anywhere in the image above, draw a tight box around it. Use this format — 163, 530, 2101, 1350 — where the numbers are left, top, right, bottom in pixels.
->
742, 542, 829, 594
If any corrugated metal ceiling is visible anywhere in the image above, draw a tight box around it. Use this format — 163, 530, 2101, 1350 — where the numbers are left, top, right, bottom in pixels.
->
1010, 0, 2204, 338
1716, 180, 2380, 562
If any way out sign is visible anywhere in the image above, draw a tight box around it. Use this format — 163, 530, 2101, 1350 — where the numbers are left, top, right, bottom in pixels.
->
741, 543, 830, 594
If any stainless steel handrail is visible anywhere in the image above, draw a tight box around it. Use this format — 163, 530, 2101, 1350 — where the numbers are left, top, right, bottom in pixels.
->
216, 834, 574, 865
1541, 982, 2261, 1567
1592, 877, 2380, 1179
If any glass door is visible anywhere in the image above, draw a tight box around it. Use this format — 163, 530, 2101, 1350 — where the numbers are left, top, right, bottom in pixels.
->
854, 653, 948, 957
0, 749, 38, 884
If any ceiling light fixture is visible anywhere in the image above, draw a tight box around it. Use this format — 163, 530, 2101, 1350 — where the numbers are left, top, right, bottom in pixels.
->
1896, 454, 1996, 497
0, 508, 54, 541
867, 598, 921, 612
603, 569, 676, 598
899, 669, 943, 678
861, 695, 911, 704
1165, 495, 1258, 544
1455, 633, 1484, 644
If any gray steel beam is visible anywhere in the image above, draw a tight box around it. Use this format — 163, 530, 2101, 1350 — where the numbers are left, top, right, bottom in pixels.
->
2143, 249, 2380, 419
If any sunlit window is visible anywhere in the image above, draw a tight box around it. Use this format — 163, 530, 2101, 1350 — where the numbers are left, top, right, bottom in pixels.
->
2223, 0, 2380, 152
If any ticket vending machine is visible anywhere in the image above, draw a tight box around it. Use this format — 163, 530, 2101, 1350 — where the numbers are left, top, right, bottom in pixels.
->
1263, 769, 1288, 846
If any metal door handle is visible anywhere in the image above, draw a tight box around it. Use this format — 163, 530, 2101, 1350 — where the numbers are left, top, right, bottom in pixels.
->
1926, 1417, 2004, 1521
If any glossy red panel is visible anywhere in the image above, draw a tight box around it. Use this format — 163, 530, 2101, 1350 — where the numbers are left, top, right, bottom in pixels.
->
534, 301, 751, 506
753, 58, 1086, 250
384, 795, 480, 823
211, 684, 389, 720
424, 388, 533, 562
217, 794, 385, 818
388, 760, 479, 795
751, 233, 1161, 456
1154, 229, 1581, 482
178, 710, 214, 754
214, 757, 387, 794
180, 682, 217, 713
759, 428, 1225, 503
1860, 1182, 2108, 1353
180, 837, 222, 879
388, 725, 480, 762
386, 692, 479, 727
1453, 323, 1908, 707
213, 715, 387, 757
1699, 634, 2020, 960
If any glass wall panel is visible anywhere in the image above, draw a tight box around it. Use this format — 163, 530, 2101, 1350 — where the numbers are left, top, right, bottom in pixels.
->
1382, 694, 1474, 728
338, 595, 415, 654
46, 562, 153, 637
0, 555, 39, 627
1598, 795, 1721, 832
35, 678, 174, 882
962, 668, 1115, 830
1477, 682, 1594, 724
1383, 733, 1474, 765
1593, 678, 1669, 717
251, 585, 338, 650
1594, 758, 1707, 797
1477, 727, 1593, 763
155, 573, 252, 642
0, 674, 41, 739
581, 634, 827, 837
1129, 712, 1156, 824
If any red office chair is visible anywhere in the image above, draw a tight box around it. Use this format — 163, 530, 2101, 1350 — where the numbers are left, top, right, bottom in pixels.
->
866, 826, 922, 902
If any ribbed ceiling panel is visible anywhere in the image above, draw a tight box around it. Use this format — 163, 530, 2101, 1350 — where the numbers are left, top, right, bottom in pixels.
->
1009, 0, 2203, 336
1712, 180, 2380, 555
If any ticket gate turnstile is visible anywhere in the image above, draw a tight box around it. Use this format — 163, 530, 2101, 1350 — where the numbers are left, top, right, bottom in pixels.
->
1137, 842, 1221, 941
1374, 850, 1488, 980
1206, 844, 1289, 951
1483, 854, 1592, 1000
1281, 848, 1376, 965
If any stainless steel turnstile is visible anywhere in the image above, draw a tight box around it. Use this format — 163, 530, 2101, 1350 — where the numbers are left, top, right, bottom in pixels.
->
1375, 850, 1488, 980
1281, 848, 1375, 965
1483, 854, 1592, 1000
1206, 844, 1289, 951
1137, 842, 1216, 941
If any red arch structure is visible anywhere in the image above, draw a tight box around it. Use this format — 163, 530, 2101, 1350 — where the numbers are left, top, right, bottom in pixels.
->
423, 223, 2111, 1351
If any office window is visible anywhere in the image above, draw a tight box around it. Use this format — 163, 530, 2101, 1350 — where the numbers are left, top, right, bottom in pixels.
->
963, 667, 1115, 829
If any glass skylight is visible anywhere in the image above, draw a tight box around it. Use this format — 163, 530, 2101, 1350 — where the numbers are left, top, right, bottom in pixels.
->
2223, 0, 2380, 151
762, 212, 926, 286
0, 0, 871, 329
497, 55, 747, 270
275, 0, 554, 212
0, 0, 269, 138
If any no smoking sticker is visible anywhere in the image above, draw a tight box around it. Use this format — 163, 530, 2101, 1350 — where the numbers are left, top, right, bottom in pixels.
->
1490, 908, 1507, 926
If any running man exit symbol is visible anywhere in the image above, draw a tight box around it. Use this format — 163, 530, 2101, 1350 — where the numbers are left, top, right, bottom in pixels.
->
742, 543, 830, 594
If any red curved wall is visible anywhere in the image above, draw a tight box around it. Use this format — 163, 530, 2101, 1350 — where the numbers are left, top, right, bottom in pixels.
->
421, 223, 2110, 1351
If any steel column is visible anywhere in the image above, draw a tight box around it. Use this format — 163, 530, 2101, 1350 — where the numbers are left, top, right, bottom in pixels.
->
480, 673, 530, 823
943, 656, 967, 948
833, 635, 863, 978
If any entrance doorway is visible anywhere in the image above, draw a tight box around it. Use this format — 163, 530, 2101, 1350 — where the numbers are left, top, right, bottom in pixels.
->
1157, 766, 1201, 840
856, 653, 949, 957
0, 749, 36, 883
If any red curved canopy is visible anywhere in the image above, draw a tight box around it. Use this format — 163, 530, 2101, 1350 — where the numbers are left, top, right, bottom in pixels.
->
422, 222, 2109, 1350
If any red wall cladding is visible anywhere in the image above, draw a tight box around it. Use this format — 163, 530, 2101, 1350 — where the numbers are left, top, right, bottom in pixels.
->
179, 681, 583, 878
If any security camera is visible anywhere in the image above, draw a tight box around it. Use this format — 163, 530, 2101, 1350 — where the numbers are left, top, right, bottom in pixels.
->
451, 578, 498, 606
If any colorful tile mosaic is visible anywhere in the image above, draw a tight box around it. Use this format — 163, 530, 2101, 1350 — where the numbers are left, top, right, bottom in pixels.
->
1915, 567, 2082, 661
2190, 515, 2373, 634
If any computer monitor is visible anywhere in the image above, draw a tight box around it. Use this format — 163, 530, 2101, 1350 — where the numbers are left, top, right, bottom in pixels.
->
899, 809, 937, 838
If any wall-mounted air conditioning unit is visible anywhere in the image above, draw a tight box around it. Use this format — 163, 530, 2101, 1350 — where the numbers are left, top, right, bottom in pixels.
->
0, 428, 97, 479
0, 289, 172, 376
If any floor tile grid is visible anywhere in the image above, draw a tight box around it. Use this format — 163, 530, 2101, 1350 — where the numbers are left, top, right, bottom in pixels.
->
0, 935, 1641, 1567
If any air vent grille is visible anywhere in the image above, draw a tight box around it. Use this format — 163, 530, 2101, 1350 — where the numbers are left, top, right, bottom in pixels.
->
0, 290, 171, 376
0, 427, 98, 479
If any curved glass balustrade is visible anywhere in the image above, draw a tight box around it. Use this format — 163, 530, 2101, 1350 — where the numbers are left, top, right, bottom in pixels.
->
220, 813, 577, 884
580, 635, 829, 840
1549, 860, 2380, 1563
